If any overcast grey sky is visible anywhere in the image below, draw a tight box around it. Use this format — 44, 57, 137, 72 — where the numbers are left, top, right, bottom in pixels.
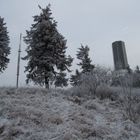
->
0, 0, 140, 86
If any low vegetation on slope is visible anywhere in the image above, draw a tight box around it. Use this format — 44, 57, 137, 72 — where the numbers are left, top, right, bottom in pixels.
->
0, 87, 140, 140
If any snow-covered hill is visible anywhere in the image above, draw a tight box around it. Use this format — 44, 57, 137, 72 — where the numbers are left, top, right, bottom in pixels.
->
0, 88, 139, 140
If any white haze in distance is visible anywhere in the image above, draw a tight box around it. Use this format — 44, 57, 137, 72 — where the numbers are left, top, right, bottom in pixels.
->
0, 0, 140, 86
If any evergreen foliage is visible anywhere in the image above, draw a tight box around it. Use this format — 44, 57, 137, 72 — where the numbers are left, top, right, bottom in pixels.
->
54, 71, 68, 87
0, 17, 10, 73
77, 44, 94, 73
70, 69, 80, 86
70, 44, 94, 86
23, 5, 73, 88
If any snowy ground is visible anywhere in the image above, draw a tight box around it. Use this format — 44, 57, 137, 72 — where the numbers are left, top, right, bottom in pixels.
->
0, 87, 139, 140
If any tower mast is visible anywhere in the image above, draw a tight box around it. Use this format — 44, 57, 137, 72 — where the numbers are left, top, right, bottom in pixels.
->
16, 33, 22, 88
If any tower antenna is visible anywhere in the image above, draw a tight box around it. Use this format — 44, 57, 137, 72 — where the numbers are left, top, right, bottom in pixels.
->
16, 33, 22, 88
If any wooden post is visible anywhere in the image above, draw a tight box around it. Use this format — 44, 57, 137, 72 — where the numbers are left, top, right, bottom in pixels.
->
16, 33, 22, 88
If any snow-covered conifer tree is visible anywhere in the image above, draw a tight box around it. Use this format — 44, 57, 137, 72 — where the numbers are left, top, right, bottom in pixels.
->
77, 44, 94, 73
70, 69, 81, 86
70, 45, 94, 86
0, 17, 10, 73
23, 5, 73, 88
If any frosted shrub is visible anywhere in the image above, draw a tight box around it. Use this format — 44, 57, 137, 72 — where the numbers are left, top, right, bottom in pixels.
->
113, 71, 140, 122
96, 84, 118, 100
70, 85, 90, 98
73, 66, 111, 97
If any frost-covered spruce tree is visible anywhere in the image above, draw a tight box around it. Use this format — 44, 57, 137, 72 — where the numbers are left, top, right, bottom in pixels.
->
23, 5, 73, 88
70, 45, 94, 86
70, 69, 81, 86
0, 17, 10, 73
77, 44, 94, 73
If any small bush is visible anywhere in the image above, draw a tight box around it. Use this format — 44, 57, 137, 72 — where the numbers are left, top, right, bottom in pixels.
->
96, 85, 118, 101
70, 66, 112, 98
69, 86, 92, 98
113, 71, 140, 123
122, 95, 140, 123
